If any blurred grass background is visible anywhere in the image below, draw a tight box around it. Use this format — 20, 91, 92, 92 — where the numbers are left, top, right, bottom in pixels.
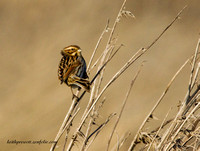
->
0, 0, 200, 150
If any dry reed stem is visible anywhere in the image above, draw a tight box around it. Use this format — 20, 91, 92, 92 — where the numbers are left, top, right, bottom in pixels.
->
106, 64, 143, 151
94, 45, 118, 111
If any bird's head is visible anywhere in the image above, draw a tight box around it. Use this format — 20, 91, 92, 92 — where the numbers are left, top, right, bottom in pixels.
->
61, 45, 81, 57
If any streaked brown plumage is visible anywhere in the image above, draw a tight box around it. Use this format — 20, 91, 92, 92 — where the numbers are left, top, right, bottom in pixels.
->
58, 45, 90, 98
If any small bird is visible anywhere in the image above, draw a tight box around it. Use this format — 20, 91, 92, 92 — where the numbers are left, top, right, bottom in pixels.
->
58, 45, 90, 98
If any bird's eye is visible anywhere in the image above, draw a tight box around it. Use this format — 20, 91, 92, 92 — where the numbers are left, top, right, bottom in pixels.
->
71, 48, 74, 50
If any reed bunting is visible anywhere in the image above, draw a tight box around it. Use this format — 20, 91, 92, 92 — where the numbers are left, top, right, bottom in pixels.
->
58, 45, 90, 98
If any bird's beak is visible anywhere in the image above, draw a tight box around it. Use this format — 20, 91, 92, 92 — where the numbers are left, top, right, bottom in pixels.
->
78, 49, 81, 52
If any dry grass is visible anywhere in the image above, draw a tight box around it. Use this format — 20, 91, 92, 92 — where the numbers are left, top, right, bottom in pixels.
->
1, 0, 200, 151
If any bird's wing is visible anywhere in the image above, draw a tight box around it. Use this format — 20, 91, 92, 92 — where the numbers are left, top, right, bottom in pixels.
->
58, 56, 67, 84
63, 60, 82, 82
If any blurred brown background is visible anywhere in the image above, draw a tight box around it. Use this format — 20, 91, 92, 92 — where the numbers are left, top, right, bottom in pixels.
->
1, 0, 200, 150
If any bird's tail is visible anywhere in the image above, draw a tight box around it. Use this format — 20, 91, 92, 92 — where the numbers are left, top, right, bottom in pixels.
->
69, 76, 91, 92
